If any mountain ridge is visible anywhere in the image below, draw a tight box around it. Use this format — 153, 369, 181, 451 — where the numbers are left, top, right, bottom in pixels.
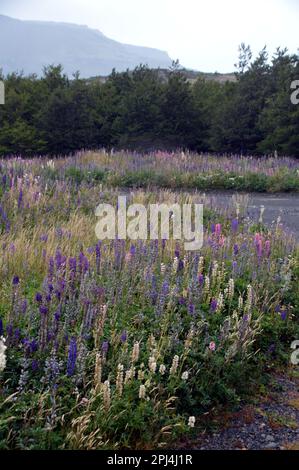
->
0, 14, 173, 77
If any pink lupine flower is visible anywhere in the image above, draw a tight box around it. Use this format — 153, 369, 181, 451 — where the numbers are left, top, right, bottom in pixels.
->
219, 236, 225, 247
254, 233, 263, 257
215, 224, 222, 236
209, 341, 216, 351
265, 240, 271, 257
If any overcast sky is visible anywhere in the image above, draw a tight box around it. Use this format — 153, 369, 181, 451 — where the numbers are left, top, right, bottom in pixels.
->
0, 0, 298, 72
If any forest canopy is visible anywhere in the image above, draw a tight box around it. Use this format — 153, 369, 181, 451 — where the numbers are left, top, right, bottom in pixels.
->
0, 45, 298, 157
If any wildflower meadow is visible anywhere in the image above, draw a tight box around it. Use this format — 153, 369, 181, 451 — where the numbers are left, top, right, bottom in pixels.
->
0, 151, 298, 449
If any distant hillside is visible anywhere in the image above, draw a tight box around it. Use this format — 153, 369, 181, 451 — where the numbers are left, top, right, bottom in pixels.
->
181, 69, 237, 84
0, 14, 172, 77
89, 68, 237, 84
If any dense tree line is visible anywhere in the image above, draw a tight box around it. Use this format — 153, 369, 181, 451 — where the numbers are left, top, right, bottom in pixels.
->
0, 45, 298, 157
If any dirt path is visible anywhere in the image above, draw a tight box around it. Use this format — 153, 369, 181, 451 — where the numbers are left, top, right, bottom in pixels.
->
179, 371, 299, 451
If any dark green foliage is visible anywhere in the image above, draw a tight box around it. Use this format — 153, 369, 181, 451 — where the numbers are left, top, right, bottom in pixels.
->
0, 47, 299, 157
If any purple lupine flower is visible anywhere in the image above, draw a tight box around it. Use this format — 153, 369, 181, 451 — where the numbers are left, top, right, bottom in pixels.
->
6, 323, 13, 337
39, 305, 48, 315
210, 299, 218, 313
101, 341, 109, 354
67, 337, 77, 377
233, 244, 239, 255
280, 310, 287, 321
231, 219, 239, 233
55, 227, 63, 238
95, 242, 101, 273
55, 249, 66, 270
30, 339, 38, 353
120, 331, 127, 343
57, 278, 66, 293
198, 274, 204, 286
35, 292, 43, 303
17, 189, 23, 209
267, 344, 276, 355
54, 309, 61, 322
79, 252, 89, 274
31, 360, 39, 371
21, 299, 28, 314
14, 328, 21, 341
12, 275, 20, 286
150, 275, 158, 305
188, 303, 195, 316
178, 259, 184, 272
130, 244, 136, 256
0, 318, 3, 336
211, 223, 216, 234
69, 257, 77, 272
48, 257, 54, 278
161, 280, 169, 297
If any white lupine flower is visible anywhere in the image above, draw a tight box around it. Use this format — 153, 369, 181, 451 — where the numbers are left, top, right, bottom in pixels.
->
172, 257, 179, 273
204, 276, 210, 293
125, 366, 135, 384
46, 160, 55, 170
159, 364, 166, 375
259, 205, 265, 223
160, 263, 166, 275
116, 364, 124, 396
169, 355, 179, 375
0, 337, 7, 373
245, 285, 253, 313
198, 256, 204, 274
181, 371, 189, 381
100, 304, 108, 316
212, 262, 218, 280
139, 384, 146, 399
148, 356, 157, 373
94, 353, 102, 388
188, 416, 196, 428
228, 278, 235, 300
131, 342, 140, 363
103, 380, 111, 411
217, 293, 224, 311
